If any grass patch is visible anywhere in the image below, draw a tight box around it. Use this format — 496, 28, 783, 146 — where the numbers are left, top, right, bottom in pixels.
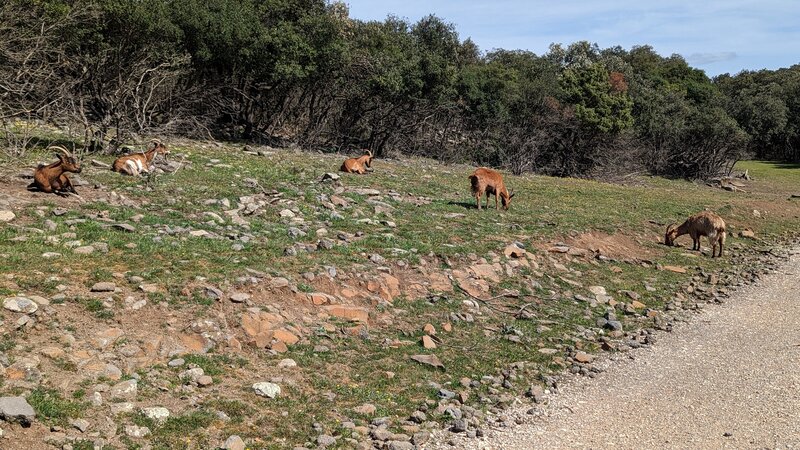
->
27, 388, 88, 426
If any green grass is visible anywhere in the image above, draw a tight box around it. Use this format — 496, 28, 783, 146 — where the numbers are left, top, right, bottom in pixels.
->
26, 387, 88, 426
4, 141, 800, 449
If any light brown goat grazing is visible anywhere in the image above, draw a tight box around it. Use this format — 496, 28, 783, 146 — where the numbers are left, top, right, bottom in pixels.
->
112, 139, 169, 176
469, 167, 514, 210
340, 150, 373, 174
665, 211, 727, 257
27, 146, 82, 196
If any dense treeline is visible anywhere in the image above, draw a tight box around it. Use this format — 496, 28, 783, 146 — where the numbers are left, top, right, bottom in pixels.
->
2, 0, 799, 178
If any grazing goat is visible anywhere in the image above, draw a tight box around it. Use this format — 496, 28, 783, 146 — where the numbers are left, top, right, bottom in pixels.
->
665, 211, 727, 257
112, 139, 169, 176
469, 167, 514, 210
340, 150, 373, 174
28, 146, 82, 196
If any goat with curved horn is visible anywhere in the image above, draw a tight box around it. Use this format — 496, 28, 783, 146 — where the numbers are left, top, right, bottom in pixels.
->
28, 145, 82, 196
112, 139, 170, 176
341, 148, 374, 174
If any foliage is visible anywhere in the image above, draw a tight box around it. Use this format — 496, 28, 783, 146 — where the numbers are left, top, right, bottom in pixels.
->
1, 2, 796, 176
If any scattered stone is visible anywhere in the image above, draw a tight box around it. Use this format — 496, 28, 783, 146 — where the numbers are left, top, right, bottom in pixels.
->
253, 382, 281, 398
421, 335, 437, 349
739, 228, 756, 239
504, 244, 526, 258
277, 358, 297, 369
222, 435, 246, 450
230, 292, 250, 303
353, 403, 376, 415
141, 407, 170, 423
317, 435, 337, 447
110, 379, 138, 398
574, 352, 594, 363
197, 375, 214, 386
410, 354, 444, 369
3, 297, 38, 314
663, 265, 687, 274
125, 425, 150, 438
0, 211, 15, 222
0, 397, 36, 425
70, 418, 89, 432
321, 173, 340, 182
112, 223, 136, 233
90, 282, 116, 292
73, 246, 95, 255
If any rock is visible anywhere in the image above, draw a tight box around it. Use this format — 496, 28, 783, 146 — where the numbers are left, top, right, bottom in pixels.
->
141, 407, 170, 423
73, 246, 95, 255
409, 354, 444, 369
387, 442, 415, 450
504, 244, 526, 258
253, 382, 281, 398
421, 335, 437, 349
41, 252, 62, 258
0, 397, 36, 425
124, 425, 150, 438
324, 305, 369, 322
167, 358, 185, 367
370, 254, 386, 264
3, 297, 38, 314
197, 375, 214, 386
317, 435, 337, 447
353, 403, 376, 415
90, 282, 116, 292
112, 223, 136, 233
279, 209, 295, 219
451, 419, 468, 433
739, 228, 756, 239
70, 418, 89, 432
110, 379, 138, 398
0, 211, 15, 222
526, 385, 545, 403
574, 352, 594, 363
663, 265, 687, 274
277, 358, 297, 369
321, 173, 340, 182
230, 292, 250, 303
223, 435, 246, 450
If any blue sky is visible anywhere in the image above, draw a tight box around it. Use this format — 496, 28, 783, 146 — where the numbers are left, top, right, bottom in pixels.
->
343, 0, 800, 77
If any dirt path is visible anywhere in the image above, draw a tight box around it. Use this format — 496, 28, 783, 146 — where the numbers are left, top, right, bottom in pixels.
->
453, 251, 800, 450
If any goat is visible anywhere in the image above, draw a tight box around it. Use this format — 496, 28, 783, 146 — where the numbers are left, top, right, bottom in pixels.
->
28, 146, 82, 196
340, 150, 373, 174
112, 139, 169, 176
469, 167, 514, 210
665, 211, 727, 257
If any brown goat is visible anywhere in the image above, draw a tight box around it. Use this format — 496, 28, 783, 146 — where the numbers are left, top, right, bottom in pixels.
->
112, 139, 169, 176
340, 150, 373, 174
28, 146, 82, 196
665, 211, 727, 257
469, 167, 514, 210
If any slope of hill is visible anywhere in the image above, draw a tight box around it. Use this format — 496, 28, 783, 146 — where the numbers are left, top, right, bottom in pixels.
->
1, 140, 799, 449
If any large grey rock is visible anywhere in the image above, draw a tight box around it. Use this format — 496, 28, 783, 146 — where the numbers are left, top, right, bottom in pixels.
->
223, 435, 246, 450
3, 297, 38, 314
253, 382, 281, 398
0, 397, 36, 425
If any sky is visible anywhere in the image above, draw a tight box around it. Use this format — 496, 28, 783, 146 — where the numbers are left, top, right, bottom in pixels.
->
343, 0, 800, 77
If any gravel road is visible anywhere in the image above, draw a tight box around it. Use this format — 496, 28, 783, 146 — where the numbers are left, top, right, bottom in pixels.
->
449, 253, 800, 449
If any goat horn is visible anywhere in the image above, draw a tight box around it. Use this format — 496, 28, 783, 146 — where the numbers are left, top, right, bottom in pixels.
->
365, 149, 373, 157
150, 139, 163, 146
48, 145, 71, 157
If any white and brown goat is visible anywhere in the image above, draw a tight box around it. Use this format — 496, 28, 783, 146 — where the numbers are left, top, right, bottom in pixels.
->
469, 167, 514, 210
665, 211, 727, 257
28, 146, 82, 196
340, 150, 373, 174
112, 139, 169, 176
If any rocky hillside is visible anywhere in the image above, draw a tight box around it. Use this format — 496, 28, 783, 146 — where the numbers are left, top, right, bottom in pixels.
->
1, 140, 799, 449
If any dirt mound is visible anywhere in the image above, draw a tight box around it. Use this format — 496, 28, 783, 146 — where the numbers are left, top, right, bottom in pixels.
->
566, 231, 661, 260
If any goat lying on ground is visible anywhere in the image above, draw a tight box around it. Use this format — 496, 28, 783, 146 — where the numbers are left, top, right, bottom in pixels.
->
665, 211, 727, 257
340, 150, 373, 174
112, 139, 169, 176
28, 146, 82, 196
469, 167, 514, 210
